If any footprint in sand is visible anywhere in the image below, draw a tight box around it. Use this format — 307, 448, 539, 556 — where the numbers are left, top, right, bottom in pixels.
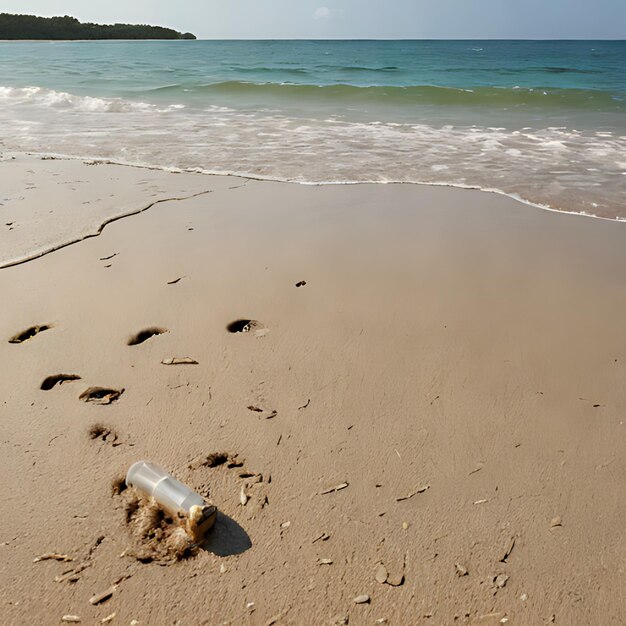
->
9, 324, 53, 344
79, 387, 124, 405
226, 319, 268, 336
188, 451, 242, 470
40, 374, 81, 390
88, 422, 120, 446
127, 327, 168, 346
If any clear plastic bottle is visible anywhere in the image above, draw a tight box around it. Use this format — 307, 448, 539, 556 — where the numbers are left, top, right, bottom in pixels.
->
126, 461, 205, 517
125, 461, 217, 540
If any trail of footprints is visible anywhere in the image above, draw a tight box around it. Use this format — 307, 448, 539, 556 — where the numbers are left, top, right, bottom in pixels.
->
7, 285, 311, 564
9, 317, 273, 558
8, 316, 267, 415
8, 324, 170, 406
5, 244, 309, 574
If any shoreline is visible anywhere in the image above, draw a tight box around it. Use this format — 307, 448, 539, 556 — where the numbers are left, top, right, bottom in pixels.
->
2, 152, 624, 272
22, 151, 626, 223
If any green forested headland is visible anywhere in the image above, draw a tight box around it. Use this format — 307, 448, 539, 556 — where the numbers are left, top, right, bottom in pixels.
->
0, 13, 196, 40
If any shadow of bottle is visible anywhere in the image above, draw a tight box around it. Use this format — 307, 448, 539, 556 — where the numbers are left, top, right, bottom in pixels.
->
201, 511, 252, 557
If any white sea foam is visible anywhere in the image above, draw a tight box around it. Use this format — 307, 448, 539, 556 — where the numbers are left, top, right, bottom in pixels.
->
0, 85, 183, 113
1, 84, 624, 219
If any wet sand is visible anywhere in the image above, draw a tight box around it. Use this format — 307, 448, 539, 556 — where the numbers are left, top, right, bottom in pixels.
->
0, 156, 625, 625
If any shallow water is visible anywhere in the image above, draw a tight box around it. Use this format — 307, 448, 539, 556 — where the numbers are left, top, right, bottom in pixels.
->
0, 40, 624, 217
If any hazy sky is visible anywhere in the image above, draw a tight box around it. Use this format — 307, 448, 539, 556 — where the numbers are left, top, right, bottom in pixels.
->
1, 1, 625, 39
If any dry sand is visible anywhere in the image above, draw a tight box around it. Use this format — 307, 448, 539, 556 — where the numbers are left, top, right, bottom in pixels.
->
0, 156, 625, 625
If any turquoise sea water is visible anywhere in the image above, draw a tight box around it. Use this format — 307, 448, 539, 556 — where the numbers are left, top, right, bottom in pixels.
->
0, 40, 624, 216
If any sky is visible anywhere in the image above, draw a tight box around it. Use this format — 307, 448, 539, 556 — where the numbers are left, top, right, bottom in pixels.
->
1, 1, 625, 40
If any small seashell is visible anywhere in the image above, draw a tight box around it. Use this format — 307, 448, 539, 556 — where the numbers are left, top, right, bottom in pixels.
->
375, 563, 388, 584
387, 573, 405, 587
494, 574, 509, 588
455, 563, 469, 577
353, 594, 370, 604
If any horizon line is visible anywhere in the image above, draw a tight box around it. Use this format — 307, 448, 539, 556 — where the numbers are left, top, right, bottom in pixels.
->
195, 37, 625, 41
2, 37, 623, 43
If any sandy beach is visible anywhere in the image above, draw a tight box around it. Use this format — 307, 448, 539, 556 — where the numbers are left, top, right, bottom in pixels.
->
1, 155, 625, 625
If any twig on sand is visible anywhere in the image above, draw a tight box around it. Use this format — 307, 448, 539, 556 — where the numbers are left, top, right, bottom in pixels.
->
499, 536, 516, 563
161, 357, 198, 365
320, 482, 349, 495
34, 553, 72, 563
396, 484, 430, 502
89, 586, 117, 606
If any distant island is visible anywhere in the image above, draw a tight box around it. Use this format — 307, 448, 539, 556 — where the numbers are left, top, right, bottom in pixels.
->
0, 13, 196, 40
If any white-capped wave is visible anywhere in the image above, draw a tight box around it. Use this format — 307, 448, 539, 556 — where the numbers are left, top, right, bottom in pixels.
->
0, 85, 183, 113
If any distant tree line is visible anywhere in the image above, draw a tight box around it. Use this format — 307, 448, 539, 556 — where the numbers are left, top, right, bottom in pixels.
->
0, 13, 196, 40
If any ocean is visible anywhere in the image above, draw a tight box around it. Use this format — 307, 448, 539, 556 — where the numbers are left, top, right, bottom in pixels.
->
0, 40, 624, 218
